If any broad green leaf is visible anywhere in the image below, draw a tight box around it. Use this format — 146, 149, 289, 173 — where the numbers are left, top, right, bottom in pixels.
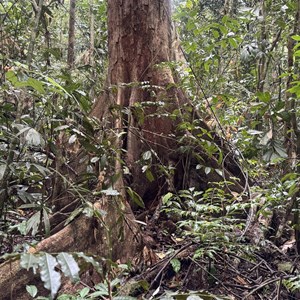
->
57, 295, 77, 300
292, 35, 300, 41
5, 70, 18, 84
228, 38, 238, 48
90, 291, 109, 298
274, 145, 288, 158
215, 169, 223, 177
80, 287, 90, 297
56, 253, 80, 282
25, 128, 45, 147
39, 253, 61, 298
145, 169, 155, 182
46, 76, 72, 97
127, 187, 145, 208
31, 163, 50, 176
26, 211, 41, 236
27, 78, 45, 94
205, 167, 211, 175
142, 150, 152, 161
20, 253, 40, 272
26, 285, 38, 297
162, 192, 174, 205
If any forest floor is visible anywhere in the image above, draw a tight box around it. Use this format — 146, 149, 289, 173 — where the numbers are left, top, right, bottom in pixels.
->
128, 210, 300, 300
1, 200, 300, 299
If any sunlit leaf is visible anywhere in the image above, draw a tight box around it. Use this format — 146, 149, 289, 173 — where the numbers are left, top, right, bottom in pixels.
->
25, 128, 45, 147
20, 253, 40, 273
39, 253, 61, 298
26, 285, 38, 297
57, 253, 80, 282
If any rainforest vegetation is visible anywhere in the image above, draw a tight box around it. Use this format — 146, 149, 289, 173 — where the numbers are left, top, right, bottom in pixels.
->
1, 0, 300, 299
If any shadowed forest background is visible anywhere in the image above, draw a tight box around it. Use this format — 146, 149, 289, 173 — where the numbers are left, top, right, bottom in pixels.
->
1, 0, 300, 299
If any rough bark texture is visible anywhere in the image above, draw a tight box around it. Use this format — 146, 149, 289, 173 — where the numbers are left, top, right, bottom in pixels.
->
67, 0, 76, 68
92, 0, 245, 200
92, 0, 179, 200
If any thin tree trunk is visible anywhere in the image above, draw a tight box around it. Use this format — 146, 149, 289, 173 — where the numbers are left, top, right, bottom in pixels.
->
67, 0, 76, 68
27, 0, 44, 67
89, 0, 96, 100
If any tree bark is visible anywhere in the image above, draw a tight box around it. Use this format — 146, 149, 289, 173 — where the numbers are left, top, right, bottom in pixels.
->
27, 0, 44, 67
67, 0, 76, 68
92, 0, 245, 199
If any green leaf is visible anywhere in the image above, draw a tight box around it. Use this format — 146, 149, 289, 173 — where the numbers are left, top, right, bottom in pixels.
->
274, 144, 288, 158
56, 253, 80, 282
228, 37, 238, 48
187, 296, 204, 300
260, 130, 272, 146
26, 285, 38, 297
26, 211, 41, 236
205, 167, 211, 175
80, 287, 90, 297
215, 169, 223, 177
45, 76, 72, 97
38, 253, 61, 299
102, 187, 120, 196
142, 151, 152, 161
54, 125, 70, 131
25, 128, 45, 147
31, 164, 50, 176
292, 35, 300, 41
5, 70, 17, 84
27, 78, 45, 94
170, 258, 181, 273
256, 91, 271, 103
162, 192, 174, 205
20, 253, 40, 272
127, 187, 145, 208
145, 169, 155, 182
92, 283, 109, 297
76, 252, 102, 273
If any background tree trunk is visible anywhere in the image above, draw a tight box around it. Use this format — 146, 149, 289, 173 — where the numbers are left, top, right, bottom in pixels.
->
67, 0, 76, 68
27, 0, 44, 67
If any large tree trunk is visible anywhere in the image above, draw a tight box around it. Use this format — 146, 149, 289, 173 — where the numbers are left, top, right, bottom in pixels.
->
92, 0, 179, 198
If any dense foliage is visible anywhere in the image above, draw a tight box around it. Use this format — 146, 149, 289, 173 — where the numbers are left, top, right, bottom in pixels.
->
1, 0, 300, 299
